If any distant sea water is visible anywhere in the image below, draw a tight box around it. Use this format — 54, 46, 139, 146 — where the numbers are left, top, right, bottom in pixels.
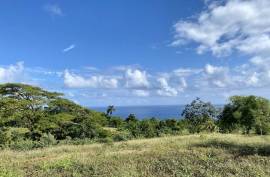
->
91, 105, 185, 119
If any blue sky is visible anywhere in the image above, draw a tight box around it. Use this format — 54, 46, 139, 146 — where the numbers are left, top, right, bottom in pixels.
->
1, 0, 270, 106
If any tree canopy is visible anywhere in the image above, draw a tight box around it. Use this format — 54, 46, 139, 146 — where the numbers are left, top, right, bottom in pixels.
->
0, 83, 108, 142
182, 97, 217, 133
218, 95, 270, 134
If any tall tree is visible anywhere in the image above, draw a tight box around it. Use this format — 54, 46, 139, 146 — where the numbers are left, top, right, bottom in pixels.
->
181, 97, 217, 133
0, 83, 108, 140
0, 83, 62, 130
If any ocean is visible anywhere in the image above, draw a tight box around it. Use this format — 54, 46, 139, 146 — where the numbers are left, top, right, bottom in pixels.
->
91, 105, 185, 119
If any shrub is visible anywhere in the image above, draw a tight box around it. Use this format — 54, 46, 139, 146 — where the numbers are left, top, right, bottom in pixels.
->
39, 133, 57, 147
139, 120, 158, 138
200, 119, 217, 133
97, 128, 112, 139
0, 128, 12, 146
9, 139, 40, 151
112, 131, 131, 142
108, 116, 124, 128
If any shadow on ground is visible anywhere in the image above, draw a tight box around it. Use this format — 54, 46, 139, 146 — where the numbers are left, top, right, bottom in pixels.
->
193, 140, 270, 157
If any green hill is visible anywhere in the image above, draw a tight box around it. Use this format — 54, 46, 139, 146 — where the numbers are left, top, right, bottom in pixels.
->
1, 133, 269, 177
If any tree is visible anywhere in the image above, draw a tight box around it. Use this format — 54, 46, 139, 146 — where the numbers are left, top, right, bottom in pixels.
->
125, 114, 138, 123
124, 114, 140, 137
0, 83, 109, 141
106, 105, 116, 117
218, 95, 270, 134
181, 98, 217, 133
0, 83, 62, 131
252, 97, 270, 135
254, 109, 270, 135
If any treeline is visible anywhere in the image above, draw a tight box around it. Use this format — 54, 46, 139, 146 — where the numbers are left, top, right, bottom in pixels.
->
182, 97, 270, 135
0, 83, 269, 150
107, 96, 270, 138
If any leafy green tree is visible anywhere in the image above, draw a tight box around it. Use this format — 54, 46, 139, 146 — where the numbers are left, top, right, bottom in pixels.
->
218, 104, 241, 133
124, 114, 140, 137
219, 95, 270, 134
0, 83, 109, 142
181, 98, 217, 133
254, 110, 270, 135
252, 97, 270, 135
0, 83, 61, 131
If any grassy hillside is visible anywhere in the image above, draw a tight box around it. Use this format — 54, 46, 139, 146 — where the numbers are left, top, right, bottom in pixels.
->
0, 134, 269, 177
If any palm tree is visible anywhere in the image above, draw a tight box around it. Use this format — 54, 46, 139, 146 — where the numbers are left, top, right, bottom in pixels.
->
106, 105, 116, 117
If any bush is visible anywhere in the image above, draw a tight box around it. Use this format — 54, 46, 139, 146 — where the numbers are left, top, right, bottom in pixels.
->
9, 139, 40, 151
0, 128, 12, 146
139, 120, 158, 138
39, 133, 57, 147
199, 119, 217, 133
9, 128, 30, 141
112, 131, 131, 142
97, 128, 112, 139
108, 117, 124, 128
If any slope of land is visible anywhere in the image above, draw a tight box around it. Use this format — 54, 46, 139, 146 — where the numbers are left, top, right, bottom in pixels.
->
0, 134, 270, 177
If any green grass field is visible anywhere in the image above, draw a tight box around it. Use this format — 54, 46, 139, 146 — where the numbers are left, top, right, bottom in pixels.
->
0, 134, 269, 177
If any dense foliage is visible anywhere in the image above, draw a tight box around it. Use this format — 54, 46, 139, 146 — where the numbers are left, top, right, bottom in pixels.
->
0, 83, 108, 148
218, 95, 270, 135
181, 97, 217, 133
0, 83, 269, 150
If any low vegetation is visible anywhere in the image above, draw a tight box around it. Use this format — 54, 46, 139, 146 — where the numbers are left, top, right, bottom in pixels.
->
0, 134, 269, 177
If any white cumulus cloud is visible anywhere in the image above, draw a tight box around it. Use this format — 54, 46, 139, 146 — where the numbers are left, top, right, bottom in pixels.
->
124, 69, 150, 89
157, 77, 178, 97
171, 0, 270, 91
172, 0, 270, 57
203, 64, 230, 88
0, 62, 25, 83
64, 70, 118, 89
